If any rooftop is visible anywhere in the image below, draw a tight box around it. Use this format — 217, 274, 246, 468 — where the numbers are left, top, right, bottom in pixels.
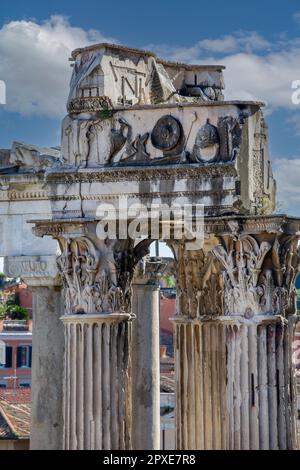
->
0, 389, 31, 440
160, 373, 175, 394
70, 42, 225, 71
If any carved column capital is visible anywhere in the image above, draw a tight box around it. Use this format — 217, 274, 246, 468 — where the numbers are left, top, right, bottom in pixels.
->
133, 257, 168, 286
57, 235, 132, 315
212, 232, 300, 318
4, 255, 61, 287
175, 242, 224, 319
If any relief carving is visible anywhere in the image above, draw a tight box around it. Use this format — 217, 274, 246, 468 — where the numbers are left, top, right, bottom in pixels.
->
151, 115, 182, 153
109, 118, 132, 163
190, 116, 242, 164
191, 119, 220, 163
61, 116, 105, 167
120, 133, 150, 164
217, 116, 242, 161
68, 96, 112, 114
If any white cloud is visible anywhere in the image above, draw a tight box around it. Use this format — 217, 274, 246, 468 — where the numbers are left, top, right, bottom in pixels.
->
146, 31, 271, 62
293, 12, 300, 25
0, 18, 300, 123
286, 112, 300, 136
222, 52, 297, 106
273, 158, 300, 215
0, 16, 116, 118
148, 32, 300, 111
196, 31, 271, 54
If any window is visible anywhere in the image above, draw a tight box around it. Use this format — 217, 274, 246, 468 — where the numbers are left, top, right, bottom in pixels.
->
5, 346, 12, 368
0, 345, 12, 369
17, 346, 32, 368
19, 383, 30, 388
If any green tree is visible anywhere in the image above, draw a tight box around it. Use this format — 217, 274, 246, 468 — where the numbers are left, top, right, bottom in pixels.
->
0, 304, 6, 318
6, 292, 20, 308
7, 305, 29, 320
163, 274, 176, 288
0, 273, 5, 288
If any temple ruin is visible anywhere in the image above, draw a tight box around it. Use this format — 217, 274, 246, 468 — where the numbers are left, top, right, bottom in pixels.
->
0, 42, 299, 450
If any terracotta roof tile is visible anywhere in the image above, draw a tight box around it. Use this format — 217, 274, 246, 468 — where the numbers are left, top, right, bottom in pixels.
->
0, 389, 31, 440
160, 373, 175, 393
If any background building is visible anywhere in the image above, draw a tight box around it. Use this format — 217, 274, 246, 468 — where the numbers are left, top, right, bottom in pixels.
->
0, 320, 32, 389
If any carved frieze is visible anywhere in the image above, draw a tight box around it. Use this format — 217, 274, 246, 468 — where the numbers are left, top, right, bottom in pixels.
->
67, 96, 112, 114
46, 162, 238, 184
109, 118, 132, 163
61, 115, 108, 167
120, 133, 150, 164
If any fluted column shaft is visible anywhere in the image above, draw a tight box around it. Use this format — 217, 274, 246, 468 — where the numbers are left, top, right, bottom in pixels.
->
225, 316, 299, 449
173, 318, 226, 450
62, 314, 132, 450
174, 315, 299, 450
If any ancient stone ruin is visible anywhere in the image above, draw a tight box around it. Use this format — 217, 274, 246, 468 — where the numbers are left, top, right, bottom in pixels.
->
0, 43, 298, 450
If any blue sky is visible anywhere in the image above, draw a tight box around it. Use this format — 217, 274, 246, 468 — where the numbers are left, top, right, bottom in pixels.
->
0, 1, 300, 214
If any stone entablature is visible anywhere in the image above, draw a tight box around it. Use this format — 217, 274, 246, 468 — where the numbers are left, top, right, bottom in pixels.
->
0, 170, 57, 258
4, 256, 60, 287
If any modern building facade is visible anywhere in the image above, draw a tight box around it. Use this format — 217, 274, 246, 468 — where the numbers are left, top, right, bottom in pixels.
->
0, 320, 32, 389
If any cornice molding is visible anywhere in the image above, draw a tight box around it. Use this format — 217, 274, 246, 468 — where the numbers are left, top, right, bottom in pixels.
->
30, 214, 300, 239
46, 162, 238, 184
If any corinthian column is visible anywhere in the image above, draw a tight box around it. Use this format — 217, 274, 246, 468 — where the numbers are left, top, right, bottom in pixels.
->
212, 230, 300, 450
173, 244, 226, 450
4, 255, 64, 450
131, 257, 167, 450
32, 222, 136, 450
173, 216, 300, 450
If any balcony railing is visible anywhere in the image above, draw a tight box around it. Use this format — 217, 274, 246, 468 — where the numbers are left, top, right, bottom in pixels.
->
2, 320, 29, 331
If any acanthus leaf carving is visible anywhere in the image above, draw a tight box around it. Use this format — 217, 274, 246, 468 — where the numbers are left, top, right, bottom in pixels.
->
175, 242, 224, 318
57, 236, 127, 315
212, 234, 300, 317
